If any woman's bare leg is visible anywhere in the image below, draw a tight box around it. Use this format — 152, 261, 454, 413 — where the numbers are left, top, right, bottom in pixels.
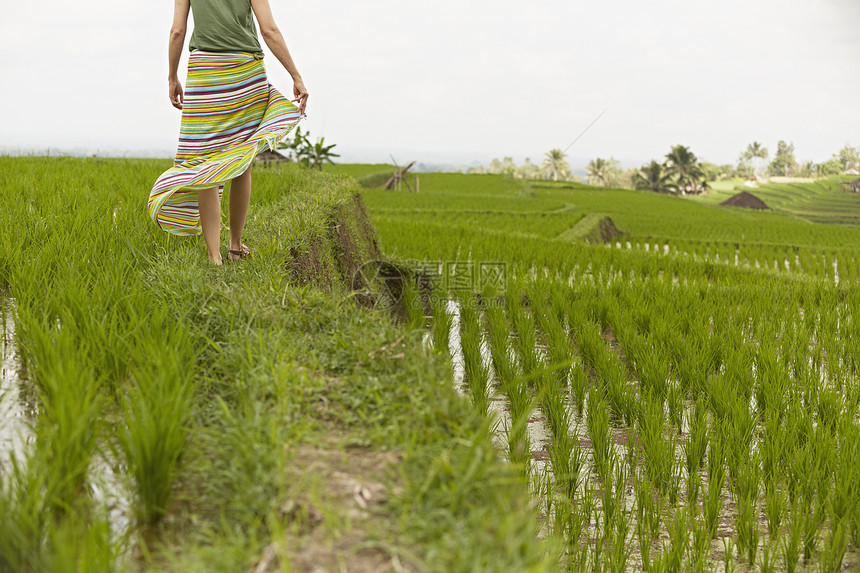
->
198, 186, 223, 265
228, 166, 252, 259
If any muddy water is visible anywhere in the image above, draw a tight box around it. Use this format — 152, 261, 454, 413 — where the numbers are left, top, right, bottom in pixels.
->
0, 302, 34, 469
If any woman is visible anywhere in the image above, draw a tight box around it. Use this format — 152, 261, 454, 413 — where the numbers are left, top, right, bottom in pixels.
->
149, 0, 308, 265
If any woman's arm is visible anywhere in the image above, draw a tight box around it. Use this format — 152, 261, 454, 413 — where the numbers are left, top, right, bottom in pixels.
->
250, 0, 309, 114
168, 0, 191, 110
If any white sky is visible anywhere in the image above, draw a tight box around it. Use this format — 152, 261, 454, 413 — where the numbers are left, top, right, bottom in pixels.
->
1, 0, 858, 168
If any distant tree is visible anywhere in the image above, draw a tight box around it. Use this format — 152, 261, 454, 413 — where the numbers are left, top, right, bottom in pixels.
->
615, 167, 636, 190
700, 162, 725, 182
276, 126, 338, 170
307, 136, 339, 170
834, 145, 860, 172
586, 157, 619, 186
768, 140, 797, 176
736, 152, 754, 178
277, 125, 307, 161
718, 164, 737, 179
632, 161, 674, 193
664, 145, 707, 195
542, 149, 572, 181
743, 142, 769, 175
816, 158, 843, 177
796, 160, 816, 178
517, 157, 541, 180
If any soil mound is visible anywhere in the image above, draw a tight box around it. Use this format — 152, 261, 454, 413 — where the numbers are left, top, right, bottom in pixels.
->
720, 191, 771, 210
559, 213, 627, 244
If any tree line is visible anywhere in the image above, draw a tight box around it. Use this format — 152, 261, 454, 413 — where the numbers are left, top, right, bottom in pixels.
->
470, 143, 860, 195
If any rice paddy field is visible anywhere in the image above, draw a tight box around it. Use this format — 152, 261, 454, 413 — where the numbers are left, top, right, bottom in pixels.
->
0, 157, 556, 572
346, 166, 860, 572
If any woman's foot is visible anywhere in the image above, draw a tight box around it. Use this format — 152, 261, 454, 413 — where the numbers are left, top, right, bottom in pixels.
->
228, 243, 250, 261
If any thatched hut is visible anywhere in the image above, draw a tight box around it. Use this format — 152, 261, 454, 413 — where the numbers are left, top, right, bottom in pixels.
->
843, 178, 860, 193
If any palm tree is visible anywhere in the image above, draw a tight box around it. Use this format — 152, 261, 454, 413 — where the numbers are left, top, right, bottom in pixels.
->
744, 142, 768, 175
664, 145, 705, 195
541, 149, 571, 181
586, 158, 611, 186
632, 161, 674, 193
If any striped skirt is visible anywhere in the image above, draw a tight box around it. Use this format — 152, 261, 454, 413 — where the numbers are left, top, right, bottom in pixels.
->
148, 51, 302, 236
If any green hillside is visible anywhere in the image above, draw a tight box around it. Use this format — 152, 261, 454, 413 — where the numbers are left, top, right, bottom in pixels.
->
692, 177, 860, 225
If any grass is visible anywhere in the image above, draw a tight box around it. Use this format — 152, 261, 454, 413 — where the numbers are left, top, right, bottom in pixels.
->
0, 157, 555, 571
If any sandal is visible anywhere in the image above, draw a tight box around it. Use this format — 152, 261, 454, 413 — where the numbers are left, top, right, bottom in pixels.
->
228, 244, 251, 261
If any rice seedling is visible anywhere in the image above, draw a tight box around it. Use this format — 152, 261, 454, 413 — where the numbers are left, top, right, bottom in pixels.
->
632, 468, 650, 541
666, 384, 683, 435
566, 476, 594, 566
735, 490, 760, 565
637, 395, 676, 499
682, 399, 708, 504
586, 388, 612, 483
705, 431, 725, 539
818, 521, 847, 573
547, 403, 584, 501
760, 542, 775, 573
15, 310, 104, 516
458, 296, 491, 414
802, 500, 824, 562
608, 493, 632, 573
764, 475, 786, 537
430, 295, 452, 355
689, 507, 711, 571
42, 510, 117, 573
483, 298, 516, 389
599, 453, 621, 539
569, 359, 589, 417
118, 346, 194, 527
401, 273, 429, 330
665, 506, 688, 573
783, 498, 805, 573
722, 536, 736, 573
509, 293, 540, 385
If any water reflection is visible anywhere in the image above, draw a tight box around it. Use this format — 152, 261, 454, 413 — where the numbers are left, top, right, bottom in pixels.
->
0, 301, 34, 469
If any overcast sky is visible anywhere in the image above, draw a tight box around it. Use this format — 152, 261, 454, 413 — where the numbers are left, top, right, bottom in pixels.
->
2, 0, 858, 168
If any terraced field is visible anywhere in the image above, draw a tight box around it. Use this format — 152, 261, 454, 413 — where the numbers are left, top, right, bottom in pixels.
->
694, 178, 860, 226
352, 167, 860, 572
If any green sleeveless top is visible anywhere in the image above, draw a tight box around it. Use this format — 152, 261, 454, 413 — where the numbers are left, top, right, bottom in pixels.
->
188, 0, 262, 55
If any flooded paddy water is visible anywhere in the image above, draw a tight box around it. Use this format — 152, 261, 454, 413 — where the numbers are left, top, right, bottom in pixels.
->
1, 301, 33, 469
0, 300, 132, 555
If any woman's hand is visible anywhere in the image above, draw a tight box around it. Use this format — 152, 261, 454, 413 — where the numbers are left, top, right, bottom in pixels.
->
169, 79, 184, 110
292, 79, 308, 115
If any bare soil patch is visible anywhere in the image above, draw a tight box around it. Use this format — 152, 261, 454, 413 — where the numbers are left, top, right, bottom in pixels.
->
253, 444, 410, 573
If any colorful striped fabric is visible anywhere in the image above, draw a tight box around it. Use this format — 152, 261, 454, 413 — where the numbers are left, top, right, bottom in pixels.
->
149, 51, 302, 236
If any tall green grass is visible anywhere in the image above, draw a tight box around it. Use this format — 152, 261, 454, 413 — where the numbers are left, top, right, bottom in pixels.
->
0, 157, 556, 571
